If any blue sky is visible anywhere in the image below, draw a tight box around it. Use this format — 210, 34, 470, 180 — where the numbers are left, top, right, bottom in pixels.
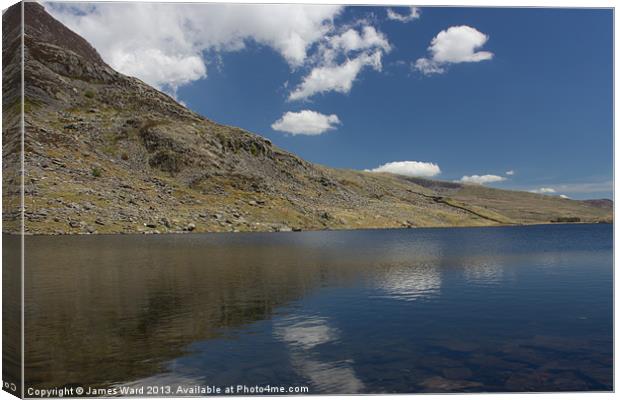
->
48, 4, 613, 199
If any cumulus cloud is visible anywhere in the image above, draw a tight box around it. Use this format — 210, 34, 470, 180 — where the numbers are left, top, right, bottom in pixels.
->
530, 187, 556, 194
530, 188, 573, 199
414, 58, 445, 75
288, 24, 391, 101
46, 3, 343, 94
523, 181, 611, 197
415, 25, 493, 75
289, 51, 383, 101
459, 175, 506, 185
328, 26, 391, 55
109, 49, 206, 93
366, 161, 441, 178
271, 110, 341, 135
48, 3, 390, 101
387, 6, 421, 23
505, 170, 515, 176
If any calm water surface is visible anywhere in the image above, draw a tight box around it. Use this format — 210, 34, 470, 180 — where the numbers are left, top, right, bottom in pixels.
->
24, 224, 612, 393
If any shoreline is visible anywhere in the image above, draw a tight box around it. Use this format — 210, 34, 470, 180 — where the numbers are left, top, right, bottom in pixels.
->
4, 220, 612, 237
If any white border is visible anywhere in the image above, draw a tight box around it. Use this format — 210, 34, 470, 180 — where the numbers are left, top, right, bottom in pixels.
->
0, 1, 615, 400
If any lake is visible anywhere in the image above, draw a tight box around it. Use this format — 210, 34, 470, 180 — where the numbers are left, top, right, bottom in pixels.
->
22, 223, 612, 394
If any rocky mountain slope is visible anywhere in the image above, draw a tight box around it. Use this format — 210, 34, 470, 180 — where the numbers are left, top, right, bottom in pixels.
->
2, 2, 613, 235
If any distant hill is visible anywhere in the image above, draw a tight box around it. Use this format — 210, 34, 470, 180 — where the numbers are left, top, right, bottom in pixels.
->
2, 2, 613, 234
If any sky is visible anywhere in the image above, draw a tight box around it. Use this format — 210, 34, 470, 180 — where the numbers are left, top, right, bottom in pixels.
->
46, 3, 613, 199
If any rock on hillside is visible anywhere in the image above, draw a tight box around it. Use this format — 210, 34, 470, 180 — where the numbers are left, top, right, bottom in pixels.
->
2, 2, 613, 235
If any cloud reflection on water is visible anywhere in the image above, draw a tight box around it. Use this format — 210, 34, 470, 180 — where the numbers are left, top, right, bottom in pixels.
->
374, 263, 442, 302
275, 315, 365, 393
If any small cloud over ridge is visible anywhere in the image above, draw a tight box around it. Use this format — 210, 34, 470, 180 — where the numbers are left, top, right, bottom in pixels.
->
459, 174, 506, 185
530, 187, 556, 194
366, 161, 441, 178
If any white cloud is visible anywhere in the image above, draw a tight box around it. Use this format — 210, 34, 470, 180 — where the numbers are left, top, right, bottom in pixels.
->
289, 51, 383, 101
530, 188, 573, 199
505, 170, 515, 176
429, 26, 493, 64
524, 181, 612, 196
48, 3, 391, 101
414, 58, 445, 75
366, 161, 441, 178
530, 187, 556, 194
110, 49, 206, 93
387, 7, 420, 23
288, 23, 391, 101
46, 3, 343, 93
459, 175, 506, 185
415, 25, 493, 75
271, 110, 341, 135
329, 26, 391, 55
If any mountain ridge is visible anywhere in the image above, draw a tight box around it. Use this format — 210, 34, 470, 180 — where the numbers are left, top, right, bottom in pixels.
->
2, 2, 612, 235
